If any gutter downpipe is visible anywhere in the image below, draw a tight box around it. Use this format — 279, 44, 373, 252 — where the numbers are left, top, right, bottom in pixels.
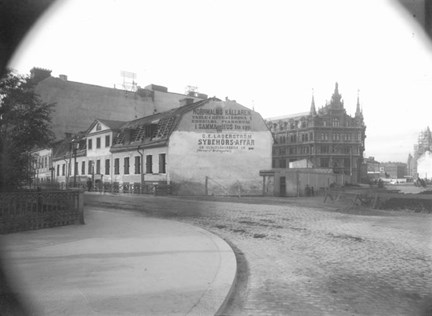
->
137, 145, 144, 193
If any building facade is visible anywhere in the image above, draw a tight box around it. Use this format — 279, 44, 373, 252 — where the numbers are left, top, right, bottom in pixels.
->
36, 98, 273, 195
417, 151, 432, 180
267, 83, 366, 183
29, 67, 207, 140
410, 126, 432, 178
379, 162, 407, 179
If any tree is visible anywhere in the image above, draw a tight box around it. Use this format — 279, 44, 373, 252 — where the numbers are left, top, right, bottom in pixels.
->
0, 70, 54, 191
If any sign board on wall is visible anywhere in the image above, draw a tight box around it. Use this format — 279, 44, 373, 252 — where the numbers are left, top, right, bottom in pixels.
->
197, 133, 255, 153
187, 102, 259, 153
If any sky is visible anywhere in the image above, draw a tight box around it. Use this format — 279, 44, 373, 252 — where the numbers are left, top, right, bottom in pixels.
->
8, 0, 432, 163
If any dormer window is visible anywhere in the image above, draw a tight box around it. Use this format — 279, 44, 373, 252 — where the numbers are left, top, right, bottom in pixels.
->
145, 124, 157, 138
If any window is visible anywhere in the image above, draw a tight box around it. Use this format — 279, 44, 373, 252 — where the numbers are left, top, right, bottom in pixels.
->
96, 123, 102, 131
62, 164, 65, 176
105, 135, 110, 147
74, 162, 78, 175
301, 134, 308, 142
321, 145, 329, 153
96, 160, 101, 174
105, 159, 110, 175
124, 157, 130, 174
279, 159, 286, 168
135, 156, 141, 174
88, 161, 93, 174
114, 158, 120, 174
81, 161, 85, 175
57, 165, 60, 176
344, 158, 351, 168
146, 155, 153, 173
279, 135, 286, 144
96, 137, 101, 149
320, 158, 329, 168
88, 139, 92, 150
159, 154, 166, 173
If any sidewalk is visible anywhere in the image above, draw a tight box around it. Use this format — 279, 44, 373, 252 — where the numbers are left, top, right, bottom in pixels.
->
0, 207, 237, 316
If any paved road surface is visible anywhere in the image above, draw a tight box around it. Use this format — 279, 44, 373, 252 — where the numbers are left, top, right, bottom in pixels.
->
1, 207, 236, 316
86, 193, 432, 316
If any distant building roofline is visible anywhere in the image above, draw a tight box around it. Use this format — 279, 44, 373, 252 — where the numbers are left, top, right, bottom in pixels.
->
266, 112, 309, 121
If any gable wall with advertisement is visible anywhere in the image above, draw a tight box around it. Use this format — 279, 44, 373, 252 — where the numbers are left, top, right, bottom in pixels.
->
168, 100, 273, 195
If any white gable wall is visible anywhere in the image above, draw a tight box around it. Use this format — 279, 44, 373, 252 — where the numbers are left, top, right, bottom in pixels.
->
417, 151, 432, 180
167, 100, 273, 195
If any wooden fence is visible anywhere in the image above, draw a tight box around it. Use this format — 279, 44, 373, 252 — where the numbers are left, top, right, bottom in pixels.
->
0, 190, 84, 234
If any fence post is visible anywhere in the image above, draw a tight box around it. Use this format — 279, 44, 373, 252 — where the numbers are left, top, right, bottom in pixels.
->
78, 190, 85, 224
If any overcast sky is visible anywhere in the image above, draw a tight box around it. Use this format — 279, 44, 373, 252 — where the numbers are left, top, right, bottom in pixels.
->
8, 0, 432, 163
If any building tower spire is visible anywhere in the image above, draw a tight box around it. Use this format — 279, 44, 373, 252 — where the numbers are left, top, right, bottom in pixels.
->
355, 89, 362, 118
310, 88, 317, 116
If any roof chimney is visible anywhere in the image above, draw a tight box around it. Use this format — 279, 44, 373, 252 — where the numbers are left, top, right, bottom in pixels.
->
30, 67, 52, 84
59, 74, 68, 81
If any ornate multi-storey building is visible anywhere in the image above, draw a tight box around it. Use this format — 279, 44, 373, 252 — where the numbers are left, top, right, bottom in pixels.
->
267, 83, 366, 183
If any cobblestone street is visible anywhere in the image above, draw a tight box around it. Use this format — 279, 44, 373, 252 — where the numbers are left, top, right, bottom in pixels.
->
86, 194, 432, 316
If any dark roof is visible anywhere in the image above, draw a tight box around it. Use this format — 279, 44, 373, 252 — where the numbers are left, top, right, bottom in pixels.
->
111, 97, 219, 152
